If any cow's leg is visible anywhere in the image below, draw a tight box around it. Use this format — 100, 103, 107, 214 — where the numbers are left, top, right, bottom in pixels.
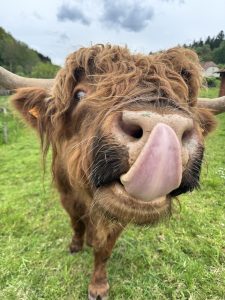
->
60, 194, 86, 253
85, 217, 95, 247
69, 217, 86, 253
88, 227, 122, 300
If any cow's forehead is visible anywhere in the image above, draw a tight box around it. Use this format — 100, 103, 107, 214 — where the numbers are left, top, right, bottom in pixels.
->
52, 45, 201, 109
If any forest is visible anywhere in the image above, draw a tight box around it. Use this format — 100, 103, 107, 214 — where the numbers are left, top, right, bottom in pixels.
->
0, 27, 59, 78
184, 30, 225, 66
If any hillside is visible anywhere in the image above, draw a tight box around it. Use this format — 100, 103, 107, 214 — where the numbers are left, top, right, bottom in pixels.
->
0, 27, 59, 78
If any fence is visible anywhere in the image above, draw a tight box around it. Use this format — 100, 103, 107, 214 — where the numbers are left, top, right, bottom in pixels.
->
0, 89, 10, 96
0, 106, 8, 143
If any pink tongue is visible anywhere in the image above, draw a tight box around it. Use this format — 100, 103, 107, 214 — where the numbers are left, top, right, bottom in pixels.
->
120, 123, 182, 201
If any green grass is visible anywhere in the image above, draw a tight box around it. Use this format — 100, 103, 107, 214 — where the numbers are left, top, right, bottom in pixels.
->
199, 79, 220, 98
0, 92, 225, 300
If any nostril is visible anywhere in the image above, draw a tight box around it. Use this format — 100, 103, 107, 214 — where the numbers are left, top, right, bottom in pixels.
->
182, 128, 194, 145
130, 125, 143, 139
119, 117, 143, 139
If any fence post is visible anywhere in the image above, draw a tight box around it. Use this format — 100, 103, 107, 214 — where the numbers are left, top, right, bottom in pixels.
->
0, 107, 8, 144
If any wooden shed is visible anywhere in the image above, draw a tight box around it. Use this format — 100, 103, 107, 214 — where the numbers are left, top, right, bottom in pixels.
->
218, 69, 225, 97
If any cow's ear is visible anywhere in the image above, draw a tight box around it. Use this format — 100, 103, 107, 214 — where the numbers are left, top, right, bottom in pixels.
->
197, 107, 217, 136
12, 87, 52, 130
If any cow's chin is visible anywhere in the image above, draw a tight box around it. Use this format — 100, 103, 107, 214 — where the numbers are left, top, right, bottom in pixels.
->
92, 182, 172, 225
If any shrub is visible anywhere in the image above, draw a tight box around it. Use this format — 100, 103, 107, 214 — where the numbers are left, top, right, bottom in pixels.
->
206, 77, 218, 88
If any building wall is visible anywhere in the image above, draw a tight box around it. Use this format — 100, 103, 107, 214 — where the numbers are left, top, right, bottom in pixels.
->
204, 66, 220, 78
219, 75, 225, 97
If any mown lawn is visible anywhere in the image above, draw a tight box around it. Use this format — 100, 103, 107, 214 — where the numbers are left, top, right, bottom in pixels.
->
0, 92, 224, 300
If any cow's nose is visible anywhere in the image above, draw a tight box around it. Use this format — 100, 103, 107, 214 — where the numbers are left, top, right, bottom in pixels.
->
120, 110, 193, 142
113, 110, 194, 165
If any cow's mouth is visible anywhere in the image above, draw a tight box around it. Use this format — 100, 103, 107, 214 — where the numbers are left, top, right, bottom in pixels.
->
92, 181, 172, 225
90, 129, 204, 224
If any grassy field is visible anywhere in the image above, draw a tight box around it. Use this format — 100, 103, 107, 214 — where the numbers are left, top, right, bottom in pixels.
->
200, 79, 221, 99
0, 90, 225, 300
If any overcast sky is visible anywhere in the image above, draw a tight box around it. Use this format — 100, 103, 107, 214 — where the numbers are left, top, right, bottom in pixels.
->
0, 0, 224, 65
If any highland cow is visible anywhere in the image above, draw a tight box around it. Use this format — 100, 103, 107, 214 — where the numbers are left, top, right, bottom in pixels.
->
0, 45, 225, 299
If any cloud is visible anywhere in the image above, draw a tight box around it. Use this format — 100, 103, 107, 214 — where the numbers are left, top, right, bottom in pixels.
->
60, 33, 70, 42
160, 0, 185, 3
57, 4, 90, 25
33, 12, 43, 20
101, 0, 154, 32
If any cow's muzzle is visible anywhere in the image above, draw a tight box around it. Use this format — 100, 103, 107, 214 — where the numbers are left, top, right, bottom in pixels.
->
92, 109, 203, 201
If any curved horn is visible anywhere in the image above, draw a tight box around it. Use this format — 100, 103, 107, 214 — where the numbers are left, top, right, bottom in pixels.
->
1, 66, 225, 115
197, 96, 225, 115
0, 66, 54, 91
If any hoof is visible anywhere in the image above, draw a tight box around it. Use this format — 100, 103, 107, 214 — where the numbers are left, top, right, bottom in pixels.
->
69, 241, 83, 254
88, 283, 109, 300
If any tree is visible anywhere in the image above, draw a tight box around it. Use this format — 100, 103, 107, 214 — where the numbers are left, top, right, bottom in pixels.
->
213, 41, 225, 64
212, 30, 224, 49
31, 62, 59, 78
195, 44, 213, 62
186, 30, 225, 63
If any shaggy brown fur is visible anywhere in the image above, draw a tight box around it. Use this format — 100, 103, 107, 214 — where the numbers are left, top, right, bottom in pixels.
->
12, 45, 216, 299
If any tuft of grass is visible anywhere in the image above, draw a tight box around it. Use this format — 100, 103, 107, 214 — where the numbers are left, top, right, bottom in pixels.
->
0, 92, 225, 300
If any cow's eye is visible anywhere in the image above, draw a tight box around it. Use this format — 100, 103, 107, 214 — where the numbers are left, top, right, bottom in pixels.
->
74, 90, 86, 101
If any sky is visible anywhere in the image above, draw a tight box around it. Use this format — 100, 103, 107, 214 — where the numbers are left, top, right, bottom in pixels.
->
0, 0, 224, 65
